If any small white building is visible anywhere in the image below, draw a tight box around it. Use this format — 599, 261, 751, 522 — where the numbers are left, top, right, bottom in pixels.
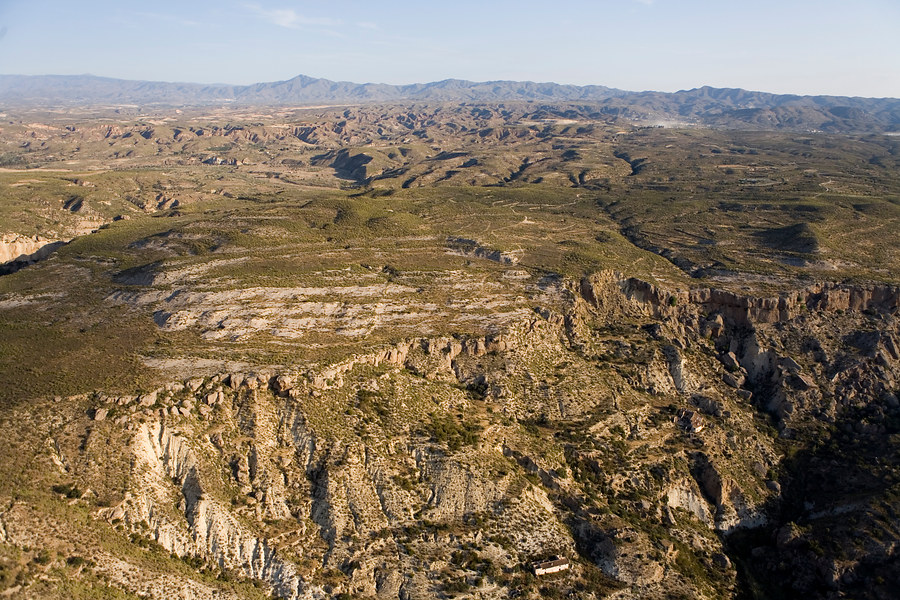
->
532, 555, 570, 576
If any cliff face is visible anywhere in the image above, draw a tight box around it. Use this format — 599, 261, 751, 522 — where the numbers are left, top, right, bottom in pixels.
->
108, 422, 310, 599
80, 327, 577, 599
580, 272, 900, 598
609, 273, 900, 327
0, 234, 65, 273
1, 270, 894, 599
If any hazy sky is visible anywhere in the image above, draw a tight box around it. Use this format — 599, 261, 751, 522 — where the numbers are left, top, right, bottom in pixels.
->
0, 0, 898, 97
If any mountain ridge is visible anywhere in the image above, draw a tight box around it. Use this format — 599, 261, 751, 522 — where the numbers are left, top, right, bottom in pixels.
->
1, 73, 899, 133
0, 73, 621, 104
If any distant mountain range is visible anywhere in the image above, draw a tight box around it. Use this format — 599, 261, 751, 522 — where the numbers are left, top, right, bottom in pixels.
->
1, 73, 898, 133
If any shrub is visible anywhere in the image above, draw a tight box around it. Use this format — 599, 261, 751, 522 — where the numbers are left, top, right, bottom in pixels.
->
66, 556, 87, 568
427, 413, 480, 451
51, 483, 83, 499
443, 579, 469, 594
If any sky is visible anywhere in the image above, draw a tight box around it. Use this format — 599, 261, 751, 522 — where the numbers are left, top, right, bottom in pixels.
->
0, 0, 898, 98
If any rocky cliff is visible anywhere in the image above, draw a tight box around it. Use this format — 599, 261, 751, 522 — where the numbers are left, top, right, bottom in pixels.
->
0, 234, 65, 273
2, 270, 896, 599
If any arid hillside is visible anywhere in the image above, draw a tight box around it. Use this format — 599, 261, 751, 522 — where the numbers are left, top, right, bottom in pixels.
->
0, 103, 897, 600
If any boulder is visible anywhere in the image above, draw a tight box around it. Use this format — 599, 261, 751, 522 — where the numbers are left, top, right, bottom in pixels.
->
273, 375, 294, 394
227, 373, 245, 389
780, 357, 802, 373
702, 313, 725, 338
692, 391, 724, 417
884, 392, 899, 408
720, 351, 741, 371
776, 522, 802, 549
712, 553, 732, 569
787, 373, 817, 391
722, 372, 745, 388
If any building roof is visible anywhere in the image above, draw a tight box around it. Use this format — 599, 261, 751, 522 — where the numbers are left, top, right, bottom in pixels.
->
532, 556, 570, 569
675, 408, 704, 432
